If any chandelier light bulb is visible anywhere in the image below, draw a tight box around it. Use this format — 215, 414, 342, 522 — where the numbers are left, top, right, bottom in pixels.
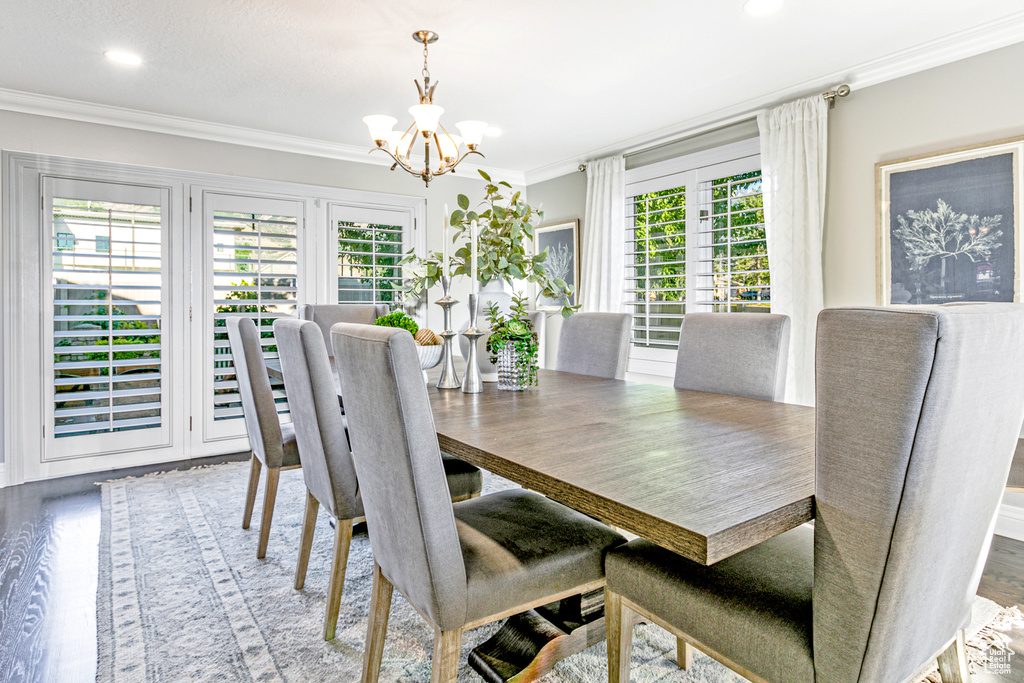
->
455, 121, 488, 149
409, 104, 444, 136
437, 133, 463, 161
363, 115, 398, 145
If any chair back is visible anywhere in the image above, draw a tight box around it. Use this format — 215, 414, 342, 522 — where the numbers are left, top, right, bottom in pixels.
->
225, 316, 285, 467
813, 304, 1024, 682
555, 312, 631, 379
273, 319, 361, 521
673, 313, 790, 402
297, 303, 388, 357
527, 310, 547, 368
331, 322, 468, 631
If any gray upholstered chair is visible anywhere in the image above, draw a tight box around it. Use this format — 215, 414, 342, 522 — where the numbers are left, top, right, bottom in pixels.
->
555, 312, 631, 379
330, 322, 626, 682
673, 312, 791, 402
605, 304, 1024, 683
273, 318, 483, 641
225, 316, 301, 559
297, 303, 388, 358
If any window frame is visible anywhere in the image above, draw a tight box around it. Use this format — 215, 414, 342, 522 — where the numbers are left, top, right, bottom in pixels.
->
624, 138, 763, 378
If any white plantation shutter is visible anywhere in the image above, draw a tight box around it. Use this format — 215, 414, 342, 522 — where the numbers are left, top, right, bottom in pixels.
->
692, 170, 769, 312
45, 177, 171, 457
204, 194, 303, 440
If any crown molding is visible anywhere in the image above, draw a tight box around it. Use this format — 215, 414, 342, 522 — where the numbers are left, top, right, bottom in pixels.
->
0, 88, 526, 186
523, 10, 1024, 186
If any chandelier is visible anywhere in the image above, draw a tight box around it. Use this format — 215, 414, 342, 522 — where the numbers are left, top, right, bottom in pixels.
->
363, 31, 487, 186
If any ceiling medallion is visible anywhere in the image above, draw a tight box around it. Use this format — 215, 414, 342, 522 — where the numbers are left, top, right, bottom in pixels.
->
363, 31, 487, 187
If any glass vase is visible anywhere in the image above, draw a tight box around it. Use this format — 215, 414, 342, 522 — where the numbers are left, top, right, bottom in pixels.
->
497, 346, 530, 391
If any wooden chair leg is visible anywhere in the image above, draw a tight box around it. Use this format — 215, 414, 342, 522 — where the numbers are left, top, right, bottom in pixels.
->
361, 562, 394, 683
323, 518, 354, 641
242, 453, 262, 529
937, 629, 970, 683
294, 490, 319, 590
256, 467, 280, 559
676, 637, 693, 670
431, 628, 463, 683
606, 589, 634, 683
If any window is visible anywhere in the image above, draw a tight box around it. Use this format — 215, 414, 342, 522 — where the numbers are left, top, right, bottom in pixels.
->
331, 204, 412, 307
45, 177, 170, 458
625, 140, 767, 352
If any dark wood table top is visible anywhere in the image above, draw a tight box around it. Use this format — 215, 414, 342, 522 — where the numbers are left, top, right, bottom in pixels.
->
428, 370, 816, 565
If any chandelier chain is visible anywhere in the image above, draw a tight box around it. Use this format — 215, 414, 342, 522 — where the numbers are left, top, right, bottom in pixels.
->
422, 41, 430, 80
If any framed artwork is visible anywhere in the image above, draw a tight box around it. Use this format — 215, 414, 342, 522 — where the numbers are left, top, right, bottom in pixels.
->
533, 220, 580, 310
877, 136, 1023, 305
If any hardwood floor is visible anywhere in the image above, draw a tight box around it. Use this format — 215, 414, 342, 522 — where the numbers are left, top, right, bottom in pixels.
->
1, 460, 1022, 682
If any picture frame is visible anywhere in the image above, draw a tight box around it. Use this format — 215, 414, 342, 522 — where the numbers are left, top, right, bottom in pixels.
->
876, 136, 1023, 305
533, 220, 580, 310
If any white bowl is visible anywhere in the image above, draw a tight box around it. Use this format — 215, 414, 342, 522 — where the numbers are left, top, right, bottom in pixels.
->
416, 344, 443, 370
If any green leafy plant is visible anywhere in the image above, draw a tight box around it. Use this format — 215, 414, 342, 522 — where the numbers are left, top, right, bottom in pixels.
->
401, 170, 579, 318
373, 311, 419, 336
485, 293, 539, 389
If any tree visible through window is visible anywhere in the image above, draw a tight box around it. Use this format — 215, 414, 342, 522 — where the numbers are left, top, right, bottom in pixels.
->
337, 221, 403, 306
626, 165, 768, 350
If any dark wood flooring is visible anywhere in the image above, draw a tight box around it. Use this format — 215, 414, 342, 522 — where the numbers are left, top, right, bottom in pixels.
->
0, 458, 1022, 682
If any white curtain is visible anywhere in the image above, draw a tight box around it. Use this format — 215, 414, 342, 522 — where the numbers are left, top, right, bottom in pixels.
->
581, 155, 626, 312
758, 96, 828, 406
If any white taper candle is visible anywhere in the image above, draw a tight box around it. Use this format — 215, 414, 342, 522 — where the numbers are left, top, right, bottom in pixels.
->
442, 203, 449, 276
471, 219, 479, 294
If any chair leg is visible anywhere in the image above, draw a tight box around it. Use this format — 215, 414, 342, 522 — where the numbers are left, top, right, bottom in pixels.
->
937, 629, 970, 683
323, 518, 354, 641
431, 627, 463, 683
294, 491, 320, 590
676, 637, 693, 670
606, 589, 634, 683
361, 562, 394, 683
242, 453, 262, 529
256, 466, 280, 559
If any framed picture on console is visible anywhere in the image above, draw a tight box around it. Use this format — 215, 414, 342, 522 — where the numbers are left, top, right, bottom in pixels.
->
533, 220, 580, 310
876, 136, 1023, 305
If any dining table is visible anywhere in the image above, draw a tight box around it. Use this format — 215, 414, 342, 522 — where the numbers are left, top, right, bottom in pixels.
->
267, 359, 817, 681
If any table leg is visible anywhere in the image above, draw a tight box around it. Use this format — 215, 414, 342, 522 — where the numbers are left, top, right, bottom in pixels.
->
469, 589, 605, 683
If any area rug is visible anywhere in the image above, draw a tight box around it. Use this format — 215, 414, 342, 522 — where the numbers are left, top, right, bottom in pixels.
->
96, 461, 1022, 682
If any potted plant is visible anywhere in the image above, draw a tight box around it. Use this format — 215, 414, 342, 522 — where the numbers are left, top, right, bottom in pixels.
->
401, 170, 579, 318
373, 311, 442, 379
485, 294, 539, 391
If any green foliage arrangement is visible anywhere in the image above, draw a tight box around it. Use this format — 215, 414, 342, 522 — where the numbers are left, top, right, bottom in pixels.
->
402, 170, 579, 318
373, 311, 419, 336
485, 294, 539, 389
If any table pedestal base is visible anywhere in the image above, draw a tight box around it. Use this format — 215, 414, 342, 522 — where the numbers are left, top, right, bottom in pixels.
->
469, 589, 605, 683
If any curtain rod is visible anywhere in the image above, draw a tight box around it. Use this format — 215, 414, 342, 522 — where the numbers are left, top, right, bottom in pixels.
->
578, 84, 851, 171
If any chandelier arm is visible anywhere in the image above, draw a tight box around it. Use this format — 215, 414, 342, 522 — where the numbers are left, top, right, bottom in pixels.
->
400, 121, 417, 158
369, 146, 420, 178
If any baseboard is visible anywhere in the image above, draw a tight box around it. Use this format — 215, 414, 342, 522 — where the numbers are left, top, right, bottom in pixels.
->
996, 503, 1024, 543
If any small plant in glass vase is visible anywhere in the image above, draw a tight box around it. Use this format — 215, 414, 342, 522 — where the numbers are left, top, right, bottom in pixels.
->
485, 294, 539, 391
400, 170, 579, 317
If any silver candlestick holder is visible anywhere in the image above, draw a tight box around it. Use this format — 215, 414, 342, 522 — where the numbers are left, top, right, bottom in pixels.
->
435, 275, 461, 389
461, 292, 484, 394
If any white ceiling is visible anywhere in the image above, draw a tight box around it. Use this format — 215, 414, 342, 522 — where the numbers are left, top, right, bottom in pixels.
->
2, 0, 1024, 182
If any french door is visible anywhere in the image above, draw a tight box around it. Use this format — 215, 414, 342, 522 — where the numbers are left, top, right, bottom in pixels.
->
42, 177, 173, 460
192, 190, 308, 449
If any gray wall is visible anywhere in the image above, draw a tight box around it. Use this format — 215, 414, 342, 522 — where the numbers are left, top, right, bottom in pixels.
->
524, 169, 588, 367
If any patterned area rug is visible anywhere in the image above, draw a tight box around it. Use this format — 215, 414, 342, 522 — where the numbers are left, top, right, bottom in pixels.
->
96, 461, 1020, 682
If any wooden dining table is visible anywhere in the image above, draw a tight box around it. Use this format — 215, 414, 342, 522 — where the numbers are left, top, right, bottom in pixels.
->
428, 369, 816, 566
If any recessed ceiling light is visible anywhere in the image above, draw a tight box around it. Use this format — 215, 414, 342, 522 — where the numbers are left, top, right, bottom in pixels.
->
104, 50, 142, 66
483, 126, 502, 138
742, 0, 783, 16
